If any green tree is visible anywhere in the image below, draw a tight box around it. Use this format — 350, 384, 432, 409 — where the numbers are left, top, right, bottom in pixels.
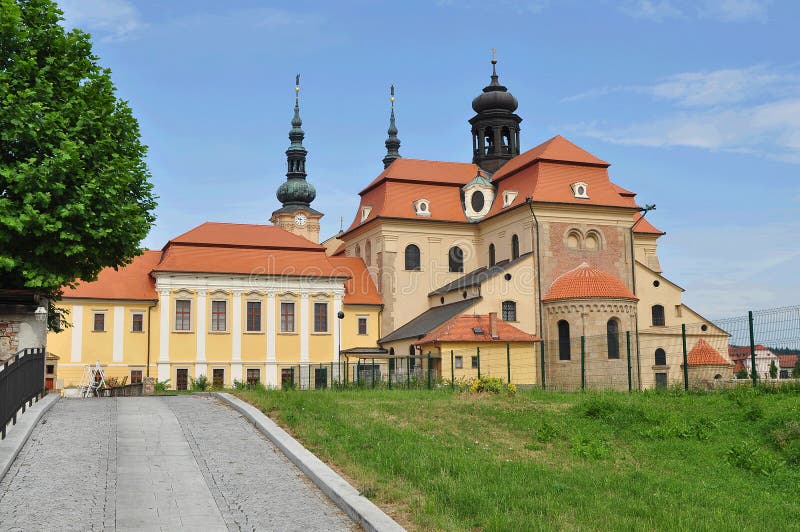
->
0, 0, 156, 328
769, 359, 778, 379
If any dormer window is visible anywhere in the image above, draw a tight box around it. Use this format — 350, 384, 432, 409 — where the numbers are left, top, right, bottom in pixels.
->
502, 190, 518, 208
571, 182, 589, 199
360, 206, 372, 223
413, 199, 431, 217
462, 171, 495, 221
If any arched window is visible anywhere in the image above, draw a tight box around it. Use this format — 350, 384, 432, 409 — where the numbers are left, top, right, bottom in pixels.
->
484, 127, 494, 154
558, 320, 571, 360
448, 246, 463, 273
354, 243, 361, 258
502, 301, 516, 322
607, 319, 620, 359
408, 344, 416, 370
364, 240, 372, 266
501, 126, 511, 154
488, 243, 496, 267
511, 234, 520, 260
405, 244, 420, 271
654, 348, 666, 366
651, 305, 665, 326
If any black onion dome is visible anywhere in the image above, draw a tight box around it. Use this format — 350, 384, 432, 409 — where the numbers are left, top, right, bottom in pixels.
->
277, 178, 316, 205
472, 59, 518, 113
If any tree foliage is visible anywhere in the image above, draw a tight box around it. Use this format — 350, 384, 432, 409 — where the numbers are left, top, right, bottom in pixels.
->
0, 0, 156, 308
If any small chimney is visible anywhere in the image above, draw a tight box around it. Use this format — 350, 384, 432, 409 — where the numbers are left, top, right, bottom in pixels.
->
489, 312, 499, 339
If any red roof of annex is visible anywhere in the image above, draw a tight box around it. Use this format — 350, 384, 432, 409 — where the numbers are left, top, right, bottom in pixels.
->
542, 262, 638, 302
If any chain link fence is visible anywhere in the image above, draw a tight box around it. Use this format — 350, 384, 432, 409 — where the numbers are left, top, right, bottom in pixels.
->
264, 305, 799, 392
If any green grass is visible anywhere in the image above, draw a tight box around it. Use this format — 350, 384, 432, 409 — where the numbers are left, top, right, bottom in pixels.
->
233, 385, 800, 531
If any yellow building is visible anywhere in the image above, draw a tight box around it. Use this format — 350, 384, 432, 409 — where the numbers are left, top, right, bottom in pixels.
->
49, 61, 731, 390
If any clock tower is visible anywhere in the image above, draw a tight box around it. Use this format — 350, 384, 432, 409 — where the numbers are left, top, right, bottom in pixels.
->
270, 75, 323, 243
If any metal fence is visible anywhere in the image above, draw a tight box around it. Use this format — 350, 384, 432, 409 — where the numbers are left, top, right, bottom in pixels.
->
269, 305, 799, 393
0, 348, 46, 439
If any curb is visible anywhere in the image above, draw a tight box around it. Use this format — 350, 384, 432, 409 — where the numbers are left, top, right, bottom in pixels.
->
214, 392, 405, 532
0, 393, 60, 482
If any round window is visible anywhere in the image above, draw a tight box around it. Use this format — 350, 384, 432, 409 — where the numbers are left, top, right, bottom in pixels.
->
471, 191, 485, 212
653, 280, 660, 287
701, 324, 708, 332
577, 186, 585, 196
419, 202, 427, 212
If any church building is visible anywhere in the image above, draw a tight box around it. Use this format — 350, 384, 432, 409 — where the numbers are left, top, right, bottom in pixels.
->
47, 59, 732, 391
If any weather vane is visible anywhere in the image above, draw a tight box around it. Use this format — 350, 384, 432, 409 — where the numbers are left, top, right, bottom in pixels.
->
390, 84, 395, 109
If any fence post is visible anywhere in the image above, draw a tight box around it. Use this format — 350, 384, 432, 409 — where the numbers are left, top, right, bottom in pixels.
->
407, 356, 411, 388
427, 351, 432, 389
748, 310, 757, 387
372, 358, 376, 389
450, 350, 455, 389
681, 324, 689, 391
580, 336, 585, 391
506, 343, 511, 384
388, 358, 392, 390
626, 331, 632, 392
477, 347, 481, 379
540, 341, 546, 390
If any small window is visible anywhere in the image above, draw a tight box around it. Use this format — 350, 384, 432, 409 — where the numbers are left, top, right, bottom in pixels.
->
607, 319, 620, 359
175, 300, 191, 331
470, 190, 485, 212
413, 199, 431, 216
405, 244, 421, 271
246, 301, 261, 332
358, 317, 368, 335
247, 368, 261, 385
653, 280, 660, 287
211, 300, 227, 331
46, 364, 55, 374
360, 205, 372, 223
471, 356, 479, 369
212, 368, 224, 387
280, 302, 295, 332
651, 305, 665, 326
130, 370, 143, 384
655, 372, 667, 389
93, 313, 105, 332
511, 234, 520, 260
131, 312, 144, 332
455, 356, 463, 369
449, 246, 463, 273
558, 320, 571, 360
488, 243, 496, 267
571, 181, 589, 199
314, 302, 328, 333
502, 190, 518, 207
502, 301, 516, 322
655, 348, 667, 366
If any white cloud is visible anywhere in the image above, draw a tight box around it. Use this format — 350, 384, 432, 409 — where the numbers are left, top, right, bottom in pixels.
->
618, 0, 770, 22
59, 0, 144, 42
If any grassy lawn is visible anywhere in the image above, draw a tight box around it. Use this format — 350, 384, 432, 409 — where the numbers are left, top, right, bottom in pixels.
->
233, 385, 800, 531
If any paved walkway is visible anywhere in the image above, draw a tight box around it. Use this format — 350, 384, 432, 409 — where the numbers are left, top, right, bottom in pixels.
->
0, 396, 354, 531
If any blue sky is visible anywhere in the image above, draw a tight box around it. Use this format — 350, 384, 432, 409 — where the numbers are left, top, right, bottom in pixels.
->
57, 0, 799, 318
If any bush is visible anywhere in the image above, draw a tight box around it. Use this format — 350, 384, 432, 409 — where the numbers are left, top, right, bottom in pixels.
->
468, 376, 516, 395
191, 374, 208, 391
727, 441, 783, 476
154, 379, 170, 393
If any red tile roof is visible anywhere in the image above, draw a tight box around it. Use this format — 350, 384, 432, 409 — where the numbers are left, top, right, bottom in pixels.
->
415, 314, 540, 345
543, 262, 637, 302
633, 213, 665, 235
778, 354, 798, 368
360, 158, 479, 195
328, 256, 382, 305
62, 251, 161, 301
492, 135, 610, 181
169, 222, 323, 250
686, 339, 732, 366
728, 344, 770, 359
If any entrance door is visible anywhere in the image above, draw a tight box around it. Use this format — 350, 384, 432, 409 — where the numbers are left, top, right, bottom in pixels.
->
176, 369, 188, 391
212, 368, 224, 388
315, 368, 328, 390
45, 378, 54, 390
655, 372, 667, 389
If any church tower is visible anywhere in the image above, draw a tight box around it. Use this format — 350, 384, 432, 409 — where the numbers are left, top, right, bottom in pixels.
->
469, 54, 522, 173
270, 75, 323, 243
382, 85, 401, 168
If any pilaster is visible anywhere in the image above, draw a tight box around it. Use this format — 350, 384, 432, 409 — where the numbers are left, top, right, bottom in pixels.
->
70, 304, 83, 362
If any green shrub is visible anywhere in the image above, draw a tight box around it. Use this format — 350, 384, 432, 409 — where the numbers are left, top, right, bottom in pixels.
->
191, 374, 208, 391
727, 441, 783, 476
154, 379, 170, 393
467, 376, 515, 395
770, 420, 800, 464
570, 433, 611, 460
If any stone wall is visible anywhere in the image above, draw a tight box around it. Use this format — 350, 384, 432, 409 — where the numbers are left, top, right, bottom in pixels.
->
0, 311, 47, 361
0, 319, 21, 360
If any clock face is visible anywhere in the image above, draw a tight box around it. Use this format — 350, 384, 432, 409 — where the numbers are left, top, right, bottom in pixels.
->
294, 214, 307, 227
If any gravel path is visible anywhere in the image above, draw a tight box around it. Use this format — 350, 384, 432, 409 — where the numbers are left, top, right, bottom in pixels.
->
0, 396, 354, 531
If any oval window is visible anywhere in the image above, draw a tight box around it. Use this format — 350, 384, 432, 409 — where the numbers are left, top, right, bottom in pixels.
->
471, 191, 485, 212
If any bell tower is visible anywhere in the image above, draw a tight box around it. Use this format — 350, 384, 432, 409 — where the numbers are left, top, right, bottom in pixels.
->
270, 75, 323, 243
469, 52, 522, 174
